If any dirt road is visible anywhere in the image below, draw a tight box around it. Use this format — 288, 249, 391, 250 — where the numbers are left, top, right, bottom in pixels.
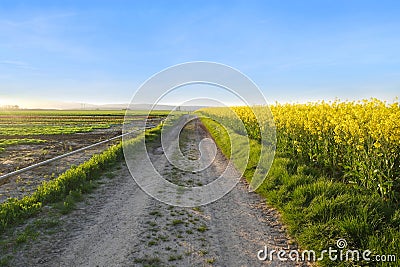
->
12, 117, 304, 266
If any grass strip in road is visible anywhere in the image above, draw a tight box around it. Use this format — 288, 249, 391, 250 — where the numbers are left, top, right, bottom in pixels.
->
198, 117, 262, 180
0, 124, 163, 234
200, 117, 399, 266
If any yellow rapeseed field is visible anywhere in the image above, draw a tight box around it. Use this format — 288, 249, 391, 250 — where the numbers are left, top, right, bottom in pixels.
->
198, 99, 400, 200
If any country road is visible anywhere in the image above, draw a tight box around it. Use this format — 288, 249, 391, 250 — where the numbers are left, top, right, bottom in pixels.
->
12, 117, 305, 267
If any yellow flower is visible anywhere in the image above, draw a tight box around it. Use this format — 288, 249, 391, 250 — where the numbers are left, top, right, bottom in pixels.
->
373, 141, 381, 149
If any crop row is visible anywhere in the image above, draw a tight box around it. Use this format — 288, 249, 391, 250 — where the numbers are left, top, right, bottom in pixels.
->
0, 139, 46, 152
0, 124, 111, 136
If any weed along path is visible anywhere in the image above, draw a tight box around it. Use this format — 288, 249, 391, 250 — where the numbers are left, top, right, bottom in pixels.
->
11, 117, 303, 267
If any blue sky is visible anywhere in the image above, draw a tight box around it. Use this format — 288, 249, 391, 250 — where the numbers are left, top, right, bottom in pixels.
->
0, 0, 399, 108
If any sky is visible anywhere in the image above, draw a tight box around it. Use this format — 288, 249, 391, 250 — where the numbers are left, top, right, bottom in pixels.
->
0, 0, 399, 108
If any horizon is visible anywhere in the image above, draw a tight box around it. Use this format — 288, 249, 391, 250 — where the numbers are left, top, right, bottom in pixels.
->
1, 96, 399, 110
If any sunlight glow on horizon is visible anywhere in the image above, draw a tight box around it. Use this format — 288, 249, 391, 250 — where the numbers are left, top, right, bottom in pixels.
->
1, 94, 398, 110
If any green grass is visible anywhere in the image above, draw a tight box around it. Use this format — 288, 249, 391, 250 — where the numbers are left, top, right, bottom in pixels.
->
33, 218, 60, 228
0, 254, 12, 266
148, 240, 158, 246
200, 116, 400, 267
258, 157, 400, 266
205, 258, 215, 264
197, 225, 208, 233
52, 190, 84, 215
172, 219, 184, 226
168, 254, 182, 261
133, 256, 161, 266
149, 210, 162, 217
14, 225, 39, 244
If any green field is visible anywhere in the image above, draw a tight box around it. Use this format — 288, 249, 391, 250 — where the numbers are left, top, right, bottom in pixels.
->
0, 109, 168, 136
